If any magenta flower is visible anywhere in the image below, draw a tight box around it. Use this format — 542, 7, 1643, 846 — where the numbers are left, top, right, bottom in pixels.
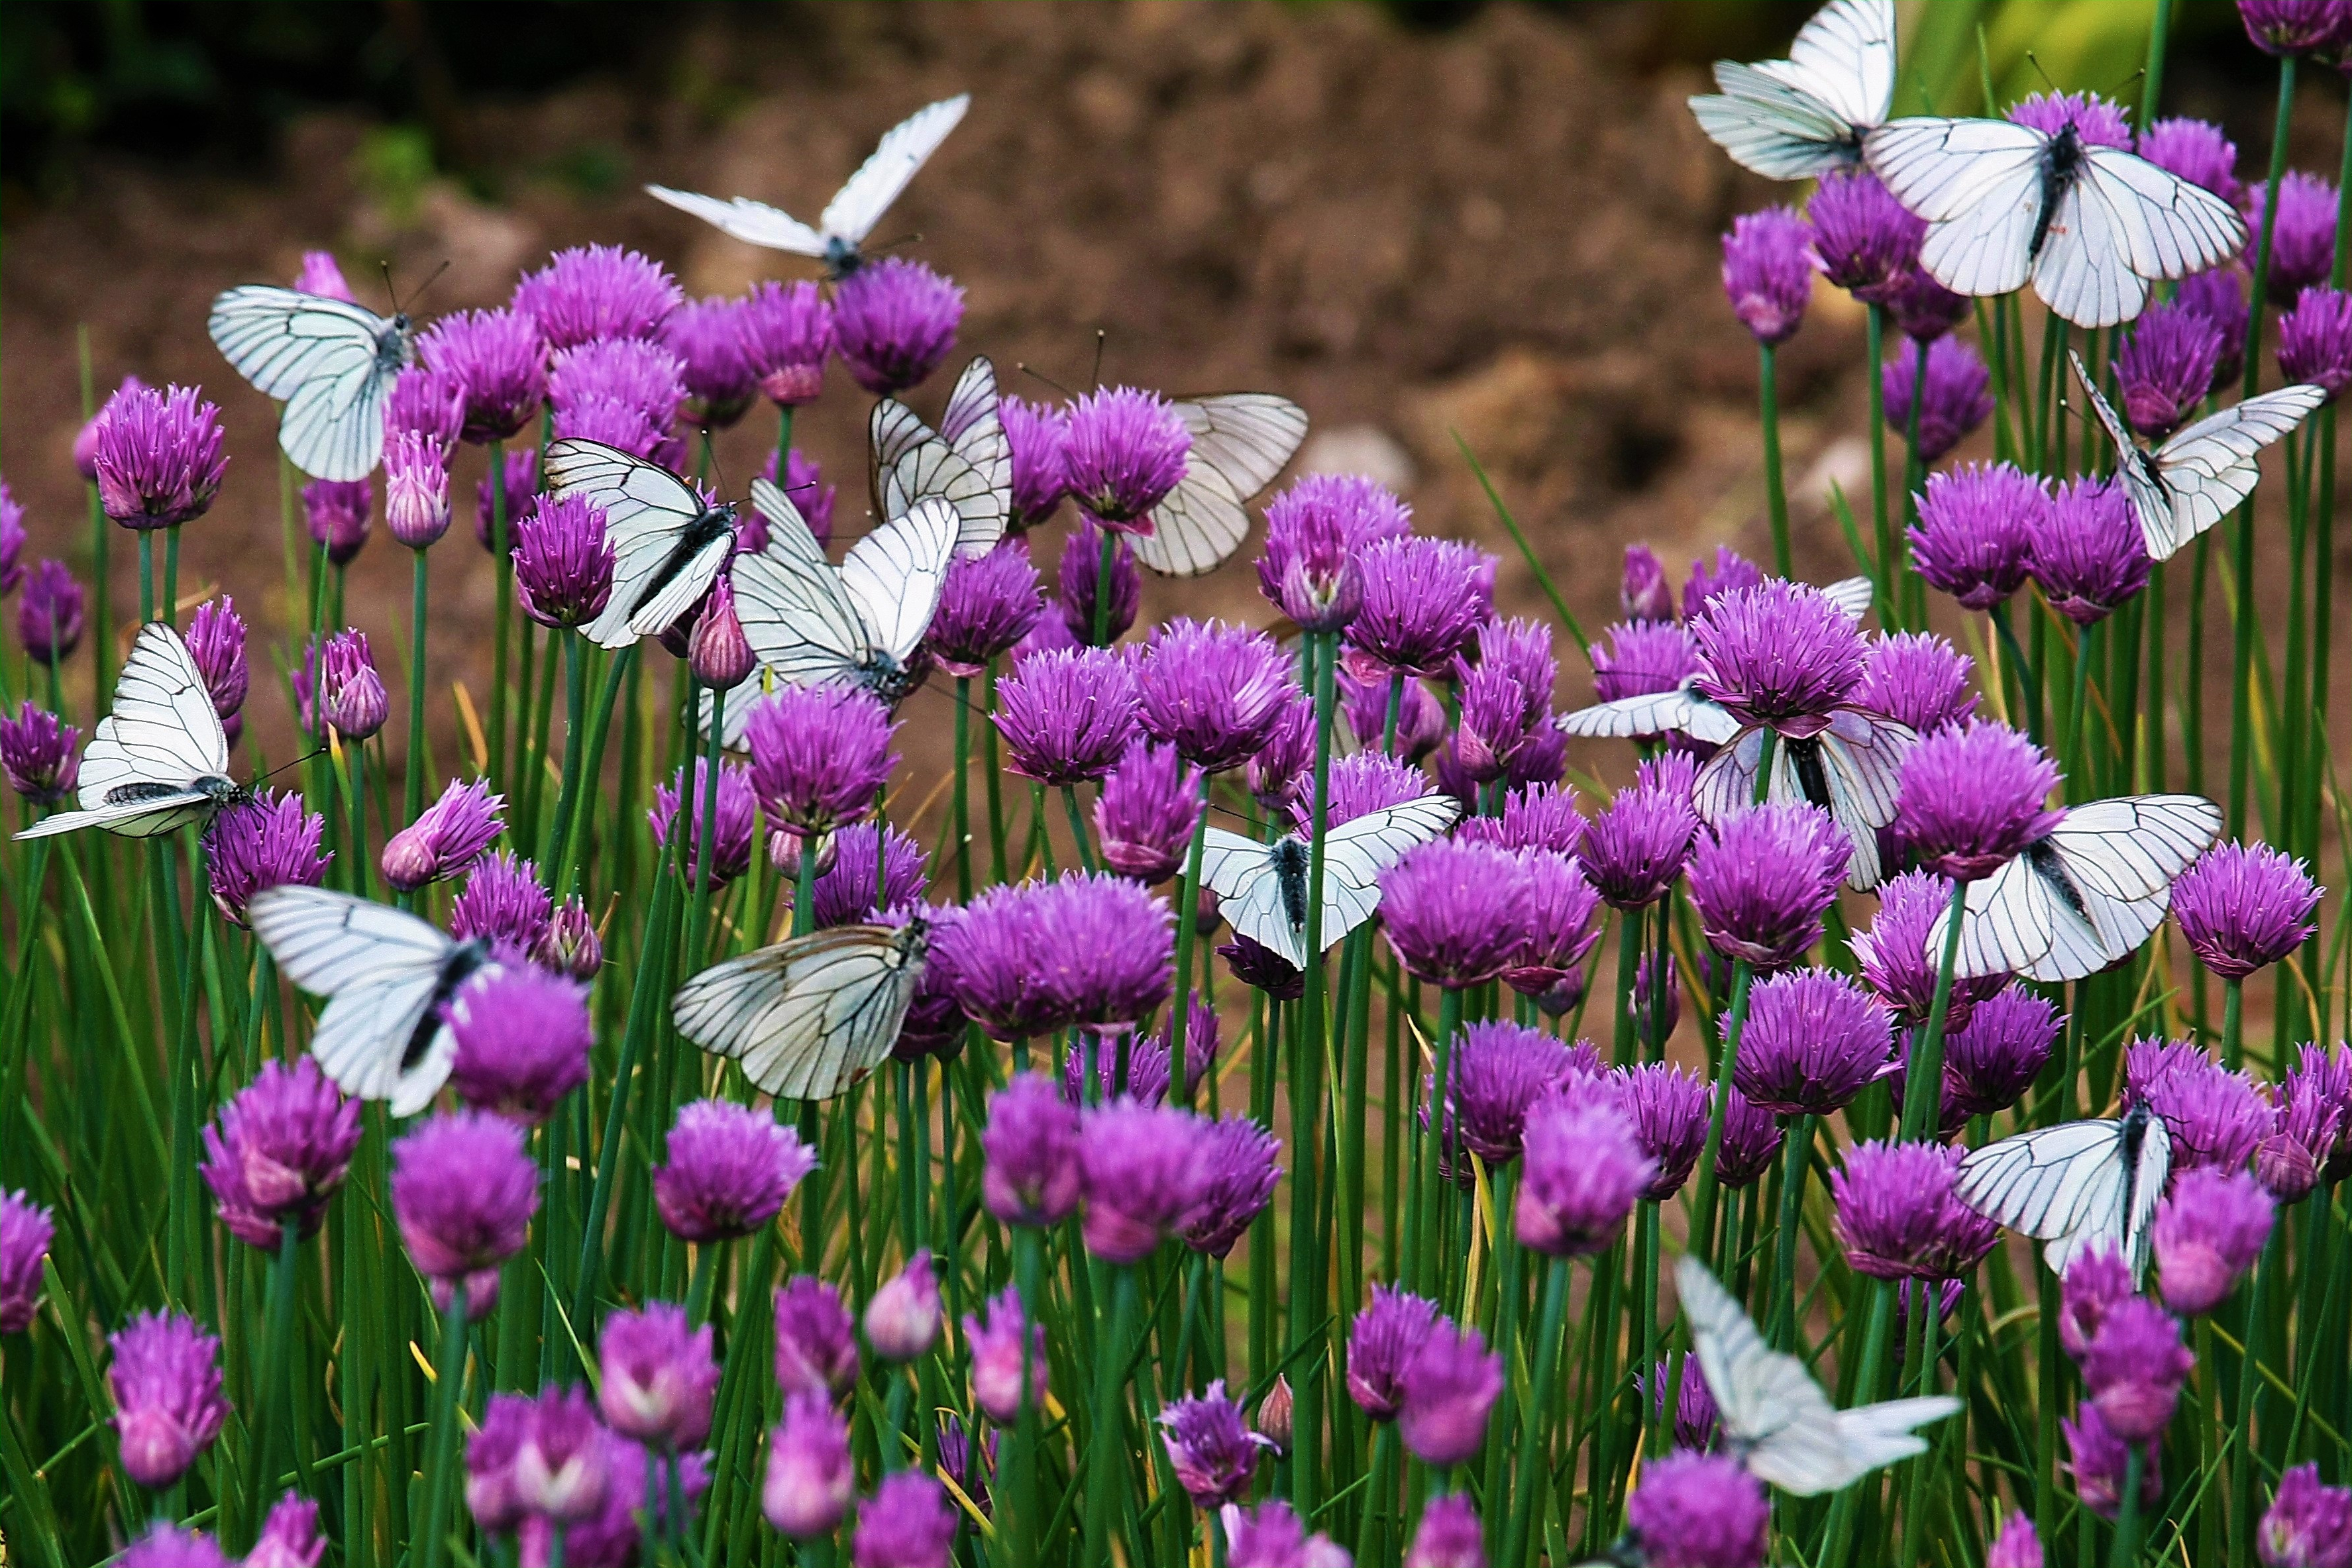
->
864, 1251, 942, 1363
1943, 986, 2062, 1122
1589, 618, 1701, 707
1517, 1086, 1654, 1256
1502, 849, 1602, 996
1884, 265, 1972, 342
109, 1311, 229, 1489
981, 1072, 1085, 1226
0, 1190, 53, 1334
773, 1275, 860, 1399
2155, 1167, 2275, 1316
1736, 968, 1893, 1116
851, 1472, 959, 1568
1646, 1360, 1723, 1455
1627, 1449, 1770, 1568
447, 965, 591, 1125
1691, 580, 1868, 731
1717, 1083, 1786, 1190
1911, 462, 2046, 610
244, 1494, 324, 1568
804, 820, 928, 927
931, 539, 1043, 675
1584, 752, 1703, 909
1347, 536, 1495, 678
199, 1057, 361, 1248
965, 1286, 1048, 1422
1031, 872, 1174, 1027
2172, 841, 2322, 979
390, 1110, 540, 1314
420, 307, 547, 444
513, 243, 680, 349
1160, 1381, 1273, 1507
651, 758, 757, 888
1257, 474, 1383, 630
1686, 802, 1847, 968
303, 477, 372, 566
1179, 1115, 1282, 1259
1986, 1512, 2045, 1568
94, 384, 229, 530
2280, 286, 2352, 399
2133, 1043, 2271, 1175
2005, 88, 2131, 146
2030, 476, 2151, 625
1225, 1500, 1348, 1568
1893, 720, 2062, 882
382, 776, 506, 892
1136, 617, 1293, 771
1407, 1492, 1487, 1568
384, 430, 452, 548
663, 293, 761, 426
688, 576, 756, 690
315, 628, 388, 741
16, 560, 83, 664
1003, 395, 1071, 529
549, 337, 686, 431
2260, 1463, 2352, 1567
1682, 546, 1765, 621
1349, 1286, 1443, 1422
2184, 267, 2255, 392
511, 1384, 609, 1524
511, 492, 616, 630
1833, 1140, 1999, 1281
742, 279, 835, 405
1721, 206, 1814, 345
448, 850, 552, 953
746, 684, 896, 834
765, 1391, 853, 1540
1088, 740, 1202, 884
184, 596, 248, 727
1882, 337, 1993, 461
2251, 170, 2340, 302
834, 258, 963, 395
1382, 839, 1537, 989
1807, 169, 1921, 300
1064, 386, 1191, 528
1621, 543, 1675, 621
386, 364, 467, 453
1398, 1319, 1503, 1469
1079, 1099, 1209, 1264
122, 1524, 234, 1568
2139, 117, 2241, 204
2117, 303, 2225, 440
0, 480, 23, 596
1854, 870, 2003, 1031
1858, 631, 1976, 737
654, 1100, 816, 1243
599, 1301, 718, 1451
2065, 1403, 2165, 1520
1059, 515, 1140, 645
937, 888, 1065, 1041
993, 645, 1138, 786
2083, 1294, 2194, 1443
1613, 1062, 1713, 1200
2263, 1044, 2349, 1200
205, 788, 331, 923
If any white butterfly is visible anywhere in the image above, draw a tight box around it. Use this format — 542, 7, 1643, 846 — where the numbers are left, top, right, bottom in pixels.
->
1688, 0, 1896, 180
1864, 115, 2247, 329
672, 918, 930, 1101
245, 886, 503, 1118
1954, 1102, 2172, 1279
1928, 794, 2221, 983
16, 623, 243, 841
209, 286, 416, 482
1676, 1257, 1959, 1496
1693, 707, 1917, 891
1199, 795, 1462, 968
703, 487, 961, 745
542, 439, 742, 651
646, 95, 970, 279
871, 356, 1010, 554
1130, 395, 1310, 578
2070, 350, 2323, 562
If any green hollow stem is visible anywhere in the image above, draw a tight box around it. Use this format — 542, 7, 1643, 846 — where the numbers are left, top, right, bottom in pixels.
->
2230, 1242, 2276, 1567
1865, 304, 1896, 610
1502, 1255, 1574, 1568
953, 675, 975, 902
1168, 777, 1213, 1106
539, 634, 588, 874
2233, 53, 2297, 839
555, 647, 635, 901
244, 1218, 304, 1514
1081, 1265, 1140, 1565
1760, 340, 1792, 577
164, 524, 181, 627
1413, 986, 1465, 1294
774, 405, 794, 499
1091, 528, 1119, 647
1681, 959, 1752, 1275
405, 547, 431, 827
1898, 881, 1968, 1141
1769, 1115, 1814, 1351
1013, 1228, 1043, 1567
415, 1280, 472, 1568
488, 437, 513, 790
2112, 1445, 2146, 1567
1061, 782, 1098, 873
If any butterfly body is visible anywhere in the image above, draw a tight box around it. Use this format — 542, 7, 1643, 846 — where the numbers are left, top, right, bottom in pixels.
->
1272, 838, 1311, 936
637, 505, 741, 621
2030, 125, 2082, 260
376, 316, 413, 373
1692, 706, 1915, 890
15, 624, 246, 841
405, 939, 492, 1072
1956, 1102, 2172, 1277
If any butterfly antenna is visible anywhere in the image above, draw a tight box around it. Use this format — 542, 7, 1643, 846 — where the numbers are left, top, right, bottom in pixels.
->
1090, 329, 1107, 391
704, 430, 731, 500
380, 259, 398, 313
409, 258, 453, 313
260, 747, 329, 785
2023, 51, 2058, 95
1016, 362, 1077, 400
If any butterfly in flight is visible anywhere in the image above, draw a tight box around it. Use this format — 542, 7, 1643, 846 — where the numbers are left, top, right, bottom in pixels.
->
1927, 794, 2221, 983
245, 886, 505, 1118
1955, 1100, 2172, 1279
647, 95, 970, 280
541, 439, 743, 651
1199, 794, 1461, 969
2070, 350, 2323, 562
209, 282, 417, 482
1864, 109, 2247, 329
1128, 395, 1310, 578
871, 356, 1011, 554
15, 623, 246, 841
1688, 0, 1896, 180
673, 917, 930, 1101
1675, 1256, 1959, 1495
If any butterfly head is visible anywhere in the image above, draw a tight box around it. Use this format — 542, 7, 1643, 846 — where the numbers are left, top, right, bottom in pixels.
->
824, 236, 863, 281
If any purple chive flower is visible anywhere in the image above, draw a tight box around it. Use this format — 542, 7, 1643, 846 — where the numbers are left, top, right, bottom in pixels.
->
2253, 171, 2341, 302
1383, 839, 1537, 988
94, 384, 229, 530
688, 577, 755, 690
1254, 1379, 1295, 1459
1986, 1512, 2045, 1568
1407, 1492, 1487, 1568
15, 560, 83, 664
2008, 90, 2135, 148
449, 849, 553, 953
0, 1190, 55, 1334
513, 243, 681, 349
420, 308, 547, 444
1736, 968, 1894, 1116
805, 821, 928, 927
1224, 1500, 1349, 1568
1584, 752, 1703, 908
663, 294, 761, 426
1626, 1451, 1770, 1568
2241, 0, 2352, 53
1136, 618, 1293, 771
834, 258, 963, 396
1613, 1062, 1713, 1200
1882, 337, 1993, 462
1911, 462, 2047, 610
993, 646, 1138, 785
1261, 472, 1409, 611
864, 1251, 942, 1363
1399, 1319, 1503, 1469
390, 1110, 540, 1314
551, 395, 663, 463
0, 480, 23, 595
2131, 1043, 2272, 1174
1833, 1139, 2000, 1281
109, 1311, 229, 1489
384, 430, 452, 548
1348, 536, 1495, 678
511, 1385, 609, 1524
1518, 1086, 1654, 1256
1291, 749, 1428, 832
303, 478, 372, 566
1647, 1361, 1723, 1453
2183, 266, 2255, 392
773, 1276, 860, 1399
511, 492, 615, 629
1454, 616, 1556, 783
1161, 1381, 1273, 1507
74, 375, 144, 480
937, 888, 1064, 1041
1623, 543, 1680, 623
1458, 781, 1585, 857
2260, 1464, 2352, 1567
295, 249, 353, 299
745, 684, 896, 835
2153, 1167, 2276, 1316
982, 1072, 1085, 1225
2139, 117, 2242, 204
1502, 851, 1602, 996
315, 628, 388, 740
0, 702, 79, 808
1222, 933, 1307, 999
2083, 1294, 2194, 1443
598, 1302, 717, 1451
1003, 395, 1072, 529
1079, 1100, 1209, 1263
1884, 266, 1973, 342
1437, 719, 1567, 808
382, 776, 506, 892
655, 1100, 817, 1243
651, 759, 757, 888
1033, 872, 1175, 1027
1093, 740, 1203, 884
1944, 986, 2062, 1120
2280, 287, 2352, 398
473, 446, 539, 552
549, 338, 686, 431
2030, 476, 2151, 625
1350, 1286, 1442, 1421
1063, 386, 1191, 529
1854, 870, 2004, 1030
206, 789, 329, 923
2116, 303, 2225, 441
447, 966, 592, 1125
965, 1287, 1048, 1422
1718, 1084, 1786, 1188
199, 1058, 361, 1249
1692, 580, 1869, 731
186, 596, 248, 728
123, 1524, 234, 1568
529, 1437, 707, 1565
467, 1394, 531, 1532
244, 1494, 325, 1568
386, 364, 467, 454
2061, 1248, 2141, 1358
2066, 1404, 2165, 1520
1894, 720, 2061, 882
1858, 631, 1977, 736
1686, 802, 1848, 968
1179, 1116, 1281, 1259
851, 1472, 959, 1568
932, 539, 1043, 675
2262, 1045, 2349, 1200
1808, 169, 1922, 299
1721, 207, 1815, 345
1256, 478, 1361, 632
1682, 547, 1765, 622
2173, 841, 2323, 978
1059, 515, 1140, 645
742, 279, 835, 406
765, 1391, 853, 1540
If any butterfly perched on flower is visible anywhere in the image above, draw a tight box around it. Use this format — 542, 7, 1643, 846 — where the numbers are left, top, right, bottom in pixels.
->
1198, 794, 1460, 968
673, 919, 930, 1101
209, 285, 416, 482
541, 439, 743, 652
1955, 1102, 2171, 1279
871, 355, 1011, 556
1688, 0, 1896, 182
15, 623, 246, 841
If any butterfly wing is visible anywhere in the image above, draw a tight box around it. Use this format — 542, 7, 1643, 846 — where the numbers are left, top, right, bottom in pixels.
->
246, 886, 464, 1108
210, 286, 401, 482
545, 440, 722, 649
1689, 0, 1894, 179
674, 925, 926, 1101
1866, 118, 2046, 298
1816, 1398, 1965, 1487
1780, 0, 1896, 130
1935, 855, 2058, 980
818, 94, 971, 245
2002, 794, 2221, 983
1795, 708, 1916, 890
1132, 394, 1309, 577
1674, 1259, 1844, 1489
940, 357, 1012, 494
1200, 827, 1304, 969
2067, 353, 2179, 556
643, 186, 827, 257
1558, 688, 1743, 746
2140, 384, 2325, 559
1822, 575, 1876, 624
1956, 1118, 2141, 1277
21, 623, 237, 839
842, 497, 959, 664
713, 531, 874, 745
1320, 795, 1464, 952
880, 435, 1007, 555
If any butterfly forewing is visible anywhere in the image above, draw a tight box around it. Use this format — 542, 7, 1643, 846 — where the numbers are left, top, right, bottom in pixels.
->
674, 924, 927, 1101
209, 286, 407, 482
18, 624, 237, 841
1956, 1113, 2170, 1277
644, 187, 827, 256
1689, 0, 1894, 180
1557, 688, 1742, 746
1131, 394, 1309, 577
818, 95, 971, 245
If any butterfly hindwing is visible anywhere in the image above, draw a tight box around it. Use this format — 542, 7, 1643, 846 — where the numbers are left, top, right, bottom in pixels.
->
818, 95, 971, 245
673, 923, 928, 1101
209, 286, 407, 480
1131, 394, 1309, 577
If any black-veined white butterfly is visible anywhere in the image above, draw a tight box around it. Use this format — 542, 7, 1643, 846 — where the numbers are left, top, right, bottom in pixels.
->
1199, 794, 1462, 968
1864, 115, 2247, 329
15, 623, 244, 841
209, 286, 417, 482
542, 439, 741, 651
871, 356, 1010, 553
1955, 1101, 2171, 1279
1927, 794, 2221, 983
1687, 0, 1896, 181
1676, 1257, 1960, 1495
245, 886, 502, 1118
1693, 707, 1916, 890
702, 488, 961, 745
1131, 395, 1310, 578
672, 918, 930, 1101
646, 95, 970, 280
2070, 350, 2323, 562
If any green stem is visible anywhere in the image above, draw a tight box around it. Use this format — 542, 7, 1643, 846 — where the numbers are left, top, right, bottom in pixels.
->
540, 634, 588, 876
1081, 1265, 1140, 1565
245, 1219, 304, 1516
1091, 527, 1118, 646
555, 647, 634, 900
1503, 1255, 1574, 1568
2230, 1243, 2275, 1567
1682, 960, 1753, 1273
1168, 776, 1212, 1106
414, 1281, 472, 1568
488, 437, 513, 791
405, 547, 431, 827
2111, 1445, 2145, 1567
2233, 53, 2298, 839
1061, 782, 1097, 874
1770, 1115, 1814, 1351
953, 676, 975, 902
1760, 341, 1791, 577
774, 405, 794, 498
1866, 304, 1896, 611
1898, 881, 1968, 1141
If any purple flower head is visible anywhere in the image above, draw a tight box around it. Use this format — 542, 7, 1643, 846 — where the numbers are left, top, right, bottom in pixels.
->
526, 1436, 706, 1565
199, 1057, 360, 1248
655, 1099, 816, 1243
835, 258, 963, 396
384, 430, 452, 548
773, 1275, 860, 1399
1004, 395, 1071, 528
382, 776, 505, 892
1350, 1286, 1442, 1421
1032, 872, 1175, 1027
2182, 266, 2254, 392
2241, 0, 2352, 53
1348, 536, 1496, 678
1858, 631, 1976, 736
1399, 1319, 1503, 1468
391, 1111, 538, 1303
745, 684, 896, 833
1137, 617, 1294, 771
2279, 286, 2352, 398
1383, 839, 1536, 988
74, 375, 145, 480
1502, 850, 1603, 995
0, 1190, 55, 1334
2116, 303, 2225, 440
1459, 781, 1585, 858
472, 447, 538, 552
1883, 336, 1993, 461
1686, 802, 1848, 968
1682, 546, 1766, 623
1854, 870, 2002, 1030
1518, 1086, 1654, 1255
1737, 968, 1893, 1116
245, 1494, 325, 1568
1059, 515, 1140, 645
1944, 985, 2062, 1120
511, 487, 615, 630
95, 384, 229, 530
294, 248, 354, 299
549, 337, 685, 430
2253, 171, 2341, 303
2139, 118, 2241, 204
447, 965, 591, 1126
183, 597, 248, 726
1222, 933, 1305, 1000
1721, 206, 1815, 344
511, 1385, 609, 1524
864, 1250, 942, 1363
932, 539, 1043, 674
1064, 386, 1191, 528
1911, 462, 2047, 609
2007, 91, 2134, 148
1646, 1361, 1723, 1453
206, 789, 329, 923
1987, 1512, 2045, 1568
2263, 1044, 2349, 1200
2260, 1463, 2352, 1567
598, 1301, 717, 1452
1623, 544, 1676, 622
2030, 476, 2151, 625
302, 478, 372, 566
1625, 1450, 1770, 1568
965, 1286, 1048, 1422
1719, 1084, 1786, 1188
687, 576, 756, 690
2174, 840, 2323, 978
0, 702, 78, 808
15, 560, 83, 664
663, 293, 761, 426
1180, 1115, 1282, 1259
1583, 751, 1703, 908
386, 364, 467, 453
420, 308, 547, 443
316, 628, 388, 741
853, 1472, 959, 1568
1894, 720, 2061, 882
742, 280, 835, 405
1453, 616, 1556, 783
2083, 1294, 2194, 1443
993, 645, 1138, 786
550, 395, 661, 464
1613, 1061, 1713, 1199
123, 1524, 234, 1568
1295, 750, 1434, 832
1079, 1099, 1209, 1263
2154, 1167, 2276, 1316
467, 1393, 531, 1532
1245, 691, 1315, 811
1692, 580, 1868, 731
1884, 266, 1974, 342
936, 888, 1063, 1040
1807, 169, 1923, 299
650, 759, 757, 888
109, 1311, 229, 1489
981, 1072, 1085, 1225
513, 243, 680, 350
0, 480, 23, 596
1224, 1500, 1350, 1568
1436, 717, 1564, 808
804, 820, 927, 927
1259, 476, 1380, 631
1161, 1381, 1274, 1507
2132, 1042, 2272, 1174
449, 849, 552, 953
1407, 1492, 1487, 1568
1833, 1139, 1999, 1280
2065, 1403, 2165, 1520
765, 1391, 853, 1540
